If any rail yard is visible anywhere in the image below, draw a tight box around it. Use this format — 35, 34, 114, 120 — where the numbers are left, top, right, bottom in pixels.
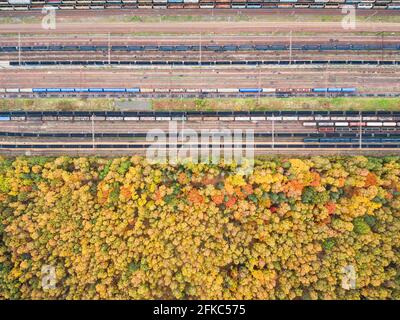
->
0, 4, 399, 154
1, 2, 400, 305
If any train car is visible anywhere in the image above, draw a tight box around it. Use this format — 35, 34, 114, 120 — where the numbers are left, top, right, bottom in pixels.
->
201, 88, 218, 93
327, 88, 342, 93
318, 127, 335, 132
262, 88, 276, 93
5, 88, 19, 93
367, 122, 383, 126
335, 122, 349, 126
349, 122, 366, 126
11, 116, 27, 121
251, 116, 266, 121
19, 88, 33, 93
126, 88, 140, 93
383, 122, 397, 127
239, 88, 262, 93
217, 88, 238, 93
303, 122, 317, 127
342, 88, 357, 93
318, 122, 334, 126
88, 88, 104, 93
0, 116, 11, 121
60, 88, 75, 93
267, 116, 283, 121
282, 116, 298, 121
219, 116, 235, 121
312, 88, 328, 93
315, 116, 330, 121
140, 116, 156, 121
235, 116, 251, 121
103, 88, 126, 92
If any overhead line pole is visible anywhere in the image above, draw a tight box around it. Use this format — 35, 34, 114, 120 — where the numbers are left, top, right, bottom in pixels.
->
272, 115, 275, 149
108, 32, 111, 66
91, 114, 95, 149
289, 30, 292, 65
18, 32, 21, 66
199, 32, 202, 65
359, 111, 362, 150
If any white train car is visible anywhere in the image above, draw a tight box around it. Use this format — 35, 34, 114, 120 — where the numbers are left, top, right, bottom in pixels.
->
235, 117, 251, 121
282, 116, 298, 121
267, 116, 283, 121
367, 122, 383, 126
201, 88, 218, 93
219, 117, 235, 121
19, 88, 33, 93
217, 88, 238, 93
251, 116, 266, 121
383, 122, 397, 127
124, 117, 140, 121
315, 116, 330, 121
303, 122, 317, 127
5, 88, 19, 93
262, 88, 276, 93
318, 122, 334, 126
141, 88, 155, 93
335, 122, 349, 126
299, 116, 314, 121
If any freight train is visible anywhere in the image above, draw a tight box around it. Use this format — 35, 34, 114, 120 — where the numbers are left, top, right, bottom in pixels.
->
1, 44, 400, 52
1, 0, 400, 11
0, 87, 357, 95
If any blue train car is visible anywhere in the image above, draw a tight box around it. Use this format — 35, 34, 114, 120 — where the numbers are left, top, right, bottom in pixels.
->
238, 45, 254, 51
320, 138, 351, 143
46, 88, 61, 92
255, 45, 269, 51
88, 88, 104, 92
74, 88, 90, 92
247, 4, 262, 9
127, 46, 143, 51
341, 88, 357, 93
126, 88, 140, 93
60, 88, 75, 92
32, 88, 47, 93
239, 88, 263, 93
312, 88, 328, 93
103, 88, 126, 92
79, 46, 96, 51
327, 88, 342, 93
111, 46, 128, 51
176, 46, 190, 51
0, 116, 11, 121
160, 46, 175, 51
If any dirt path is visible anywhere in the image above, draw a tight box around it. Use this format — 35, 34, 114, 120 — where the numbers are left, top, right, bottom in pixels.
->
1, 21, 400, 34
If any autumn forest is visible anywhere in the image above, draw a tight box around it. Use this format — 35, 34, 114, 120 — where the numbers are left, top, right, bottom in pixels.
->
0, 156, 399, 299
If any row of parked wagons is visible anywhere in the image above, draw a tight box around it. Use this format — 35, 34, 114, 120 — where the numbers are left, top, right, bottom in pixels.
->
0, 87, 357, 93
